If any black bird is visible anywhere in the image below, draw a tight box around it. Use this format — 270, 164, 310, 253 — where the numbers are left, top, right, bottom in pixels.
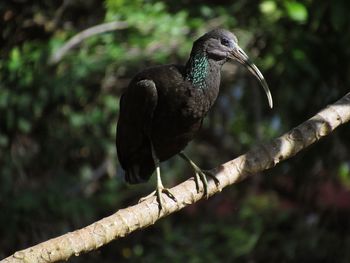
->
117, 29, 273, 209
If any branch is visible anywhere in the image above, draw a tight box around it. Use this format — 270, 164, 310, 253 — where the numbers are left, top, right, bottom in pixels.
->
2, 92, 350, 263
49, 21, 129, 64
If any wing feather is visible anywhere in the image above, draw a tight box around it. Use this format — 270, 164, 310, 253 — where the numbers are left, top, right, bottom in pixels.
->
116, 79, 158, 183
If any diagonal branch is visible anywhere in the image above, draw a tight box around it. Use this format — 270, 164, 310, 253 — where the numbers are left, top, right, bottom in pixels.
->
49, 21, 129, 64
2, 92, 350, 263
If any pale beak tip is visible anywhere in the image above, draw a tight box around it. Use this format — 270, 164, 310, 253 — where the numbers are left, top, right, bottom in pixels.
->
268, 96, 273, 109
261, 78, 273, 109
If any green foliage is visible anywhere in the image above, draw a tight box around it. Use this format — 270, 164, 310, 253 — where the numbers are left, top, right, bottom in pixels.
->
1, 0, 350, 262
285, 1, 308, 23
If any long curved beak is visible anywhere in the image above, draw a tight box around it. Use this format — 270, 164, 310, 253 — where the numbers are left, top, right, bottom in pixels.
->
229, 46, 273, 108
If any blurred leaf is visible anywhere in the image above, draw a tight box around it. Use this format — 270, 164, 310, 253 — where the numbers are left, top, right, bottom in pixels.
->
8, 47, 21, 71
292, 48, 306, 61
18, 118, 31, 133
339, 162, 350, 188
70, 113, 85, 127
260, 0, 277, 14
229, 228, 260, 256
0, 133, 9, 147
285, 1, 308, 23
260, 0, 282, 22
103, 94, 119, 112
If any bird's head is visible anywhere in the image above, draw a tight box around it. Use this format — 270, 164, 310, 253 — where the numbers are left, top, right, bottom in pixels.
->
194, 28, 273, 108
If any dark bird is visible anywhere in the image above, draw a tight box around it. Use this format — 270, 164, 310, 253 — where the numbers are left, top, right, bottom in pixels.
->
116, 29, 273, 209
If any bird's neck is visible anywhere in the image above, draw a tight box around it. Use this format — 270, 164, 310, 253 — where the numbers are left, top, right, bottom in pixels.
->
185, 52, 221, 90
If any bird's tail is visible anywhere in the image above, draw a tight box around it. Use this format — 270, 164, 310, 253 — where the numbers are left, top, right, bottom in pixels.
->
124, 163, 154, 184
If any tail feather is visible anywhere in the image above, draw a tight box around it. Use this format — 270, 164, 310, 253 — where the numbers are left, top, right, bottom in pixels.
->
124, 163, 155, 184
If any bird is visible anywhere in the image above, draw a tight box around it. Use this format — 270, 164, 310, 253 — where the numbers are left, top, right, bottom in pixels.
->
116, 28, 273, 210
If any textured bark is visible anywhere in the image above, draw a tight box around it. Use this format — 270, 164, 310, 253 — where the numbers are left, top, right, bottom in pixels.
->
2, 92, 350, 263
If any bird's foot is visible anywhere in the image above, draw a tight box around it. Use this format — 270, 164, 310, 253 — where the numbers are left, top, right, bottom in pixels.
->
156, 186, 177, 211
139, 186, 177, 212
179, 152, 220, 198
193, 167, 220, 199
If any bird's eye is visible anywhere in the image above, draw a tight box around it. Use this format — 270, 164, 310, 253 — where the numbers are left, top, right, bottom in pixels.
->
220, 38, 231, 47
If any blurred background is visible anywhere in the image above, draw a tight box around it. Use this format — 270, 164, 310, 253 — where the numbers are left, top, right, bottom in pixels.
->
1, 0, 350, 262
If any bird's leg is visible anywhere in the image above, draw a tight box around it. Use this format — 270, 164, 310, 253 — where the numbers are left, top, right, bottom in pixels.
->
154, 158, 177, 210
139, 143, 177, 211
179, 152, 220, 198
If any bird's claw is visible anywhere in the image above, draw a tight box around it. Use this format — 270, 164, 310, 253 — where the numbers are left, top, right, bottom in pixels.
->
179, 152, 220, 198
203, 169, 220, 186
156, 187, 177, 211
194, 169, 220, 198
139, 186, 177, 211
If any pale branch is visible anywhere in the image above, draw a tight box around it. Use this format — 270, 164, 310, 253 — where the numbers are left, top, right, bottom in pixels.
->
2, 92, 350, 263
49, 21, 129, 64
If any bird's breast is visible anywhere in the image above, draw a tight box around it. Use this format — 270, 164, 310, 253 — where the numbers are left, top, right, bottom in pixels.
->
151, 85, 219, 161
179, 77, 220, 121
151, 116, 202, 161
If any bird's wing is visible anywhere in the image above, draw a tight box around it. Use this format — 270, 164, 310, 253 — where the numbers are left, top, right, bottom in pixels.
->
116, 79, 158, 182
